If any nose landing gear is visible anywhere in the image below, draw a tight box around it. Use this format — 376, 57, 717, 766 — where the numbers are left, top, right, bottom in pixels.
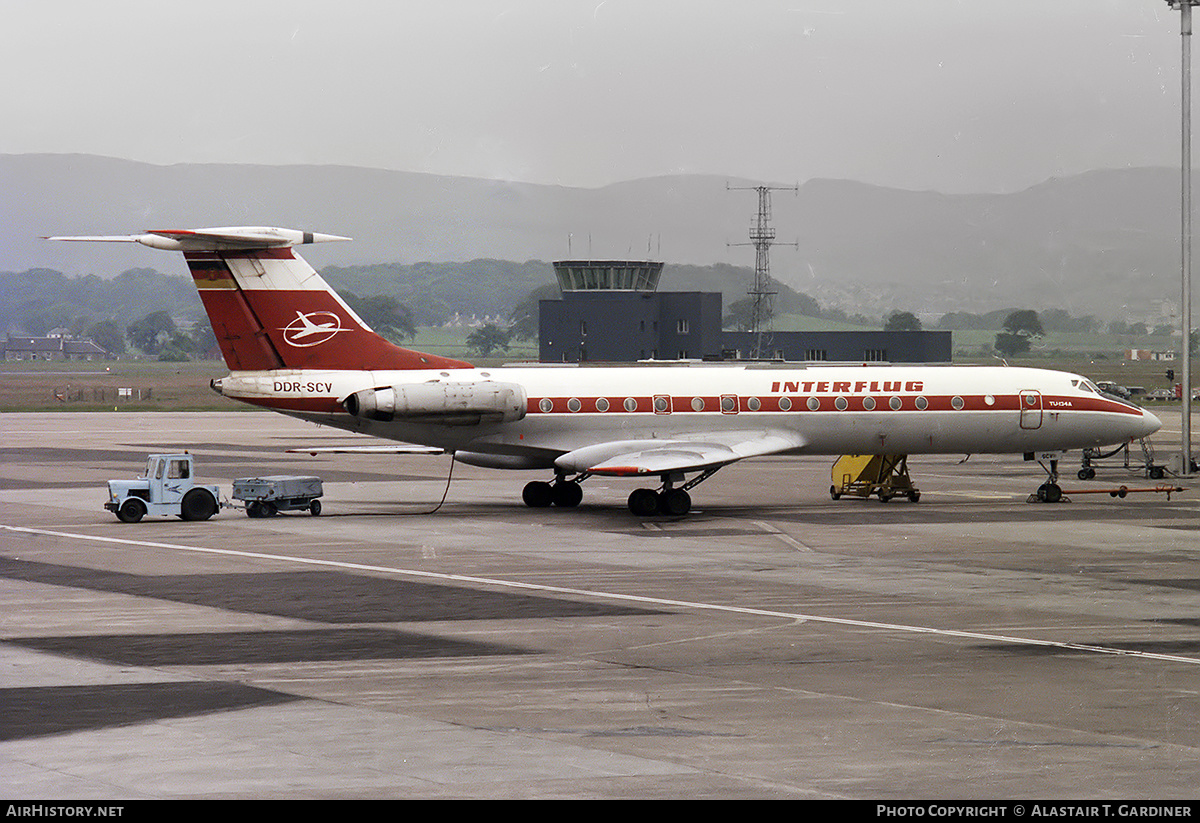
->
1027, 452, 1066, 503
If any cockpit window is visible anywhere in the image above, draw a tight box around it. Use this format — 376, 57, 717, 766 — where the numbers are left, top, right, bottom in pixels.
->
1079, 380, 1099, 393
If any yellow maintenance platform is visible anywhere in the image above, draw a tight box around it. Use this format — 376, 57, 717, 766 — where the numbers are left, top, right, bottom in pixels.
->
830, 454, 920, 502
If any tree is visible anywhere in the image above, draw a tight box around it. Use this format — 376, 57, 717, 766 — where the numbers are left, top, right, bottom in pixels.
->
1003, 309, 1044, 338
884, 311, 922, 332
508, 283, 560, 341
466, 323, 512, 358
995, 309, 1043, 357
23, 308, 72, 337
341, 292, 416, 342
85, 319, 126, 356
189, 318, 217, 357
126, 310, 177, 355
723, 297, 757, 332
994, 332, 1030, 357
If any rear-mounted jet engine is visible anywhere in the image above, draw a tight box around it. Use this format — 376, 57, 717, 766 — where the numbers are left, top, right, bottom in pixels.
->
344, 381, 527, 426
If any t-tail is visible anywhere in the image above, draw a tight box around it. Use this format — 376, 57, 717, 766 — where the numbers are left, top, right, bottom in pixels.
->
47, 227, 472, 371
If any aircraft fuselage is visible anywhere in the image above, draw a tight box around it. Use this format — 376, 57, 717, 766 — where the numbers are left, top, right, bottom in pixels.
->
214, 363, 1160, 468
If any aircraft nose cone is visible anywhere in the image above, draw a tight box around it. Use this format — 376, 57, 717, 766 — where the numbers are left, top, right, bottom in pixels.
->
1137, 407, 1163, 439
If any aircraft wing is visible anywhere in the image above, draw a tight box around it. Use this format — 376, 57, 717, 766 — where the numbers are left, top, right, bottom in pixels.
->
286, 445, 446, 456
555, 431, 804, 476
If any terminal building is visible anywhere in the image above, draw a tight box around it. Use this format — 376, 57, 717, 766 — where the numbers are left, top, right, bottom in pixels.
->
538, 260, 950, 364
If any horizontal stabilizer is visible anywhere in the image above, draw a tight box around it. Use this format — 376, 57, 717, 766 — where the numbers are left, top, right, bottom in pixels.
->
46, 226, 350, 252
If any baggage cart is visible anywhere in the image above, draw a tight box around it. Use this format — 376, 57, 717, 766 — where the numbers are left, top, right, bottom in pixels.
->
233, 475, 324, 517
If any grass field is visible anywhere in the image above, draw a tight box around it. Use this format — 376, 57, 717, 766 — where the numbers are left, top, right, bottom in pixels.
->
0, 327, 1189, 412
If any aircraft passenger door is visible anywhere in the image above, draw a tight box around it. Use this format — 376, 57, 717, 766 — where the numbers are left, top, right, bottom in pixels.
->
1019, 390, 1043, 429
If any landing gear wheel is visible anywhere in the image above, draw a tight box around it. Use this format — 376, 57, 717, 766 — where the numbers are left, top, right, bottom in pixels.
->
628, 488, 660, 517
117, 498, 145, 523
1037, 482, 1063, 504
180, 488, 217, 521
522, 480, 554, 508
551, 480, 583, 508
1078, 468, 1095, 481
658, 488, 691, 516
309, 499, 322, 516
1149, 467, 1165, 480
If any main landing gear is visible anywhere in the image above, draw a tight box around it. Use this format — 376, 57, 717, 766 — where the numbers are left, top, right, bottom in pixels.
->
626, 468, 721, 516
522, 477, 583, 508
521, 468, 721, 517
627, 486, 691, 517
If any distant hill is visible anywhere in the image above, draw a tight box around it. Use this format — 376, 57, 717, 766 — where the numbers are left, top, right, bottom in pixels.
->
2, 154, 1186, 320
2, 258, 847, 334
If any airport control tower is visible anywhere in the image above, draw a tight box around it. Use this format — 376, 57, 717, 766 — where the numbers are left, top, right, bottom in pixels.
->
538, 260, 722, 362
551, 260, 664, 292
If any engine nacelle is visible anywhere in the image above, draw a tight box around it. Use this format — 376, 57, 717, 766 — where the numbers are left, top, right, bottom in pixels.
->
343, 381, 527, 425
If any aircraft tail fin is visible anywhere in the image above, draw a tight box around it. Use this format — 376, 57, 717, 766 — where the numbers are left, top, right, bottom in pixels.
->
48, 227, 473, 372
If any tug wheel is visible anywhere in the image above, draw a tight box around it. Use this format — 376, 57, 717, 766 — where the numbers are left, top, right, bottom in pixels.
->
117, 498, 145, 523
180, 488, 217, 521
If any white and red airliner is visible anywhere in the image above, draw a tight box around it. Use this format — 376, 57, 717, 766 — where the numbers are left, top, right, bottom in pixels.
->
50, 227, 1162, 515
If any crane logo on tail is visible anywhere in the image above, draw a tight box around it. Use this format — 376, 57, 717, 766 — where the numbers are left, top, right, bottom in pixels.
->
281, 310, 346, 347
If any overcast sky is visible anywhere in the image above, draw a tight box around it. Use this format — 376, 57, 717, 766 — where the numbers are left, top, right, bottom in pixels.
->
1, 1, 1191, 193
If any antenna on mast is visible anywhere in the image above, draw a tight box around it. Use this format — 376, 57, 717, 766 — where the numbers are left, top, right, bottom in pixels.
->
727, 182, 799, 359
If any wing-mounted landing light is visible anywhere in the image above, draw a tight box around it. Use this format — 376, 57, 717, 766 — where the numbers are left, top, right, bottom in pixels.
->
45, 226, 351, 251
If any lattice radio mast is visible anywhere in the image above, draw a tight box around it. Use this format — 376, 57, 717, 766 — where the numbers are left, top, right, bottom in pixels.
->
728, 183, 798, 359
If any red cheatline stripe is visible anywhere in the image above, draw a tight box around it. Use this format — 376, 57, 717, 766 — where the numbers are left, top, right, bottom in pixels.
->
526, 395, 1142, 416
